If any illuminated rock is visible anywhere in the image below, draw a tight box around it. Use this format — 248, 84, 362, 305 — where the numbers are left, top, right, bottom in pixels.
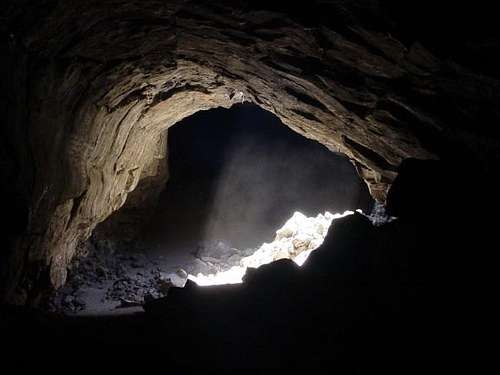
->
188, 210, 354, 286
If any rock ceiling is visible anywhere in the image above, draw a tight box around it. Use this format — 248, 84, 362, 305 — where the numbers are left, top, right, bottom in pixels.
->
1, 0, 499, 303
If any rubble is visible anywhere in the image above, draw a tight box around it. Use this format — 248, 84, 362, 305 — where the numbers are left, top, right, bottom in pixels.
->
48, 241, 179, 314
187, 210, 355, 285
49, 210, 367, 312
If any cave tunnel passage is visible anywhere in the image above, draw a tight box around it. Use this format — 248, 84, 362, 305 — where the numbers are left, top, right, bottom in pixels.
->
142, 103, 373, 250
56, 104, 373, 314
1, 0, 498, 369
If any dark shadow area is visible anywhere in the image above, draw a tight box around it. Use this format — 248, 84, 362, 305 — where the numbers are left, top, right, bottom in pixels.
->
141, 103, 372, 250
1, 159, 495, 372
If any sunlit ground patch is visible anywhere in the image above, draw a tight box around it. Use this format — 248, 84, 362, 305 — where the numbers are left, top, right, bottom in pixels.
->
187, 210, 356, 286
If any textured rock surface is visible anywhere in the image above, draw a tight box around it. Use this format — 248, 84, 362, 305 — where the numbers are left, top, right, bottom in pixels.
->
1, 0, 499, 303
91, 130, 168, 246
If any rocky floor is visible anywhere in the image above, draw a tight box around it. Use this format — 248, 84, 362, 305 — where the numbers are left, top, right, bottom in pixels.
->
48, 237, 257, 315
49, 206, 390, 315
49, 241, 185, 315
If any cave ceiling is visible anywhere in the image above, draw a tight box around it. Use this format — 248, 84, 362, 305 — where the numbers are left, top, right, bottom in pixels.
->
1, 0, 499, 303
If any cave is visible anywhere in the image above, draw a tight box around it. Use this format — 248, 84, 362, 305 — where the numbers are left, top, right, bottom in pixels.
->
0, 0, 498, 372
53, 103, 373, 313
144, 104, 373, 251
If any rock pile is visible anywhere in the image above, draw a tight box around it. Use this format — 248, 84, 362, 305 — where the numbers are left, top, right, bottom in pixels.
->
243, 211, 352, 268
187, 210, 355, 285
48, 241, 177, 314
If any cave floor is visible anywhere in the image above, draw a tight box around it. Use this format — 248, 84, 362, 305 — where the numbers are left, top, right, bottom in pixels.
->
52, 241, 199, 315
0, 212, 431, 373
51, 237, 259, 315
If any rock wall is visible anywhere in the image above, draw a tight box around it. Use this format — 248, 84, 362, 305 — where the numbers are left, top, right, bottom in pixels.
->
91, 130, 168, 248
1, 0, 499, 303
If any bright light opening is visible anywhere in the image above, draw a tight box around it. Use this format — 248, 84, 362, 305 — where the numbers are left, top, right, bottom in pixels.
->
187, 210, 356, 286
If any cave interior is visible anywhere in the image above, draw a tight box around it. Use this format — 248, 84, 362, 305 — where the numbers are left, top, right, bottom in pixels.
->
0, 0, 499, 372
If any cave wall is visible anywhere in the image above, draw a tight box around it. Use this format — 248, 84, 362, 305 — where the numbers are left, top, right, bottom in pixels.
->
1, 0, 499, 303
91, 130, 169, 248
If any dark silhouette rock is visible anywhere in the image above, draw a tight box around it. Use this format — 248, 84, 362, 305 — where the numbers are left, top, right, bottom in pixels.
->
0, 159, 495, 373
386, 158, 449, 220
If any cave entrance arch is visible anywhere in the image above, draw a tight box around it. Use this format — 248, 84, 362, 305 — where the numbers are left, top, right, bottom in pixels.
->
4, 13, 439, 305
140, 103, 373, 251
57, 103, 373, 313
2, 54, 406, 306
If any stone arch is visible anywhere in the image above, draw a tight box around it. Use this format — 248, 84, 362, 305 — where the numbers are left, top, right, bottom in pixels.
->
2, 0, 499, 304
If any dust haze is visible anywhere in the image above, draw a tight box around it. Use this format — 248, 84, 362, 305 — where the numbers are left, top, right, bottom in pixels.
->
145, 104, 372, 250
